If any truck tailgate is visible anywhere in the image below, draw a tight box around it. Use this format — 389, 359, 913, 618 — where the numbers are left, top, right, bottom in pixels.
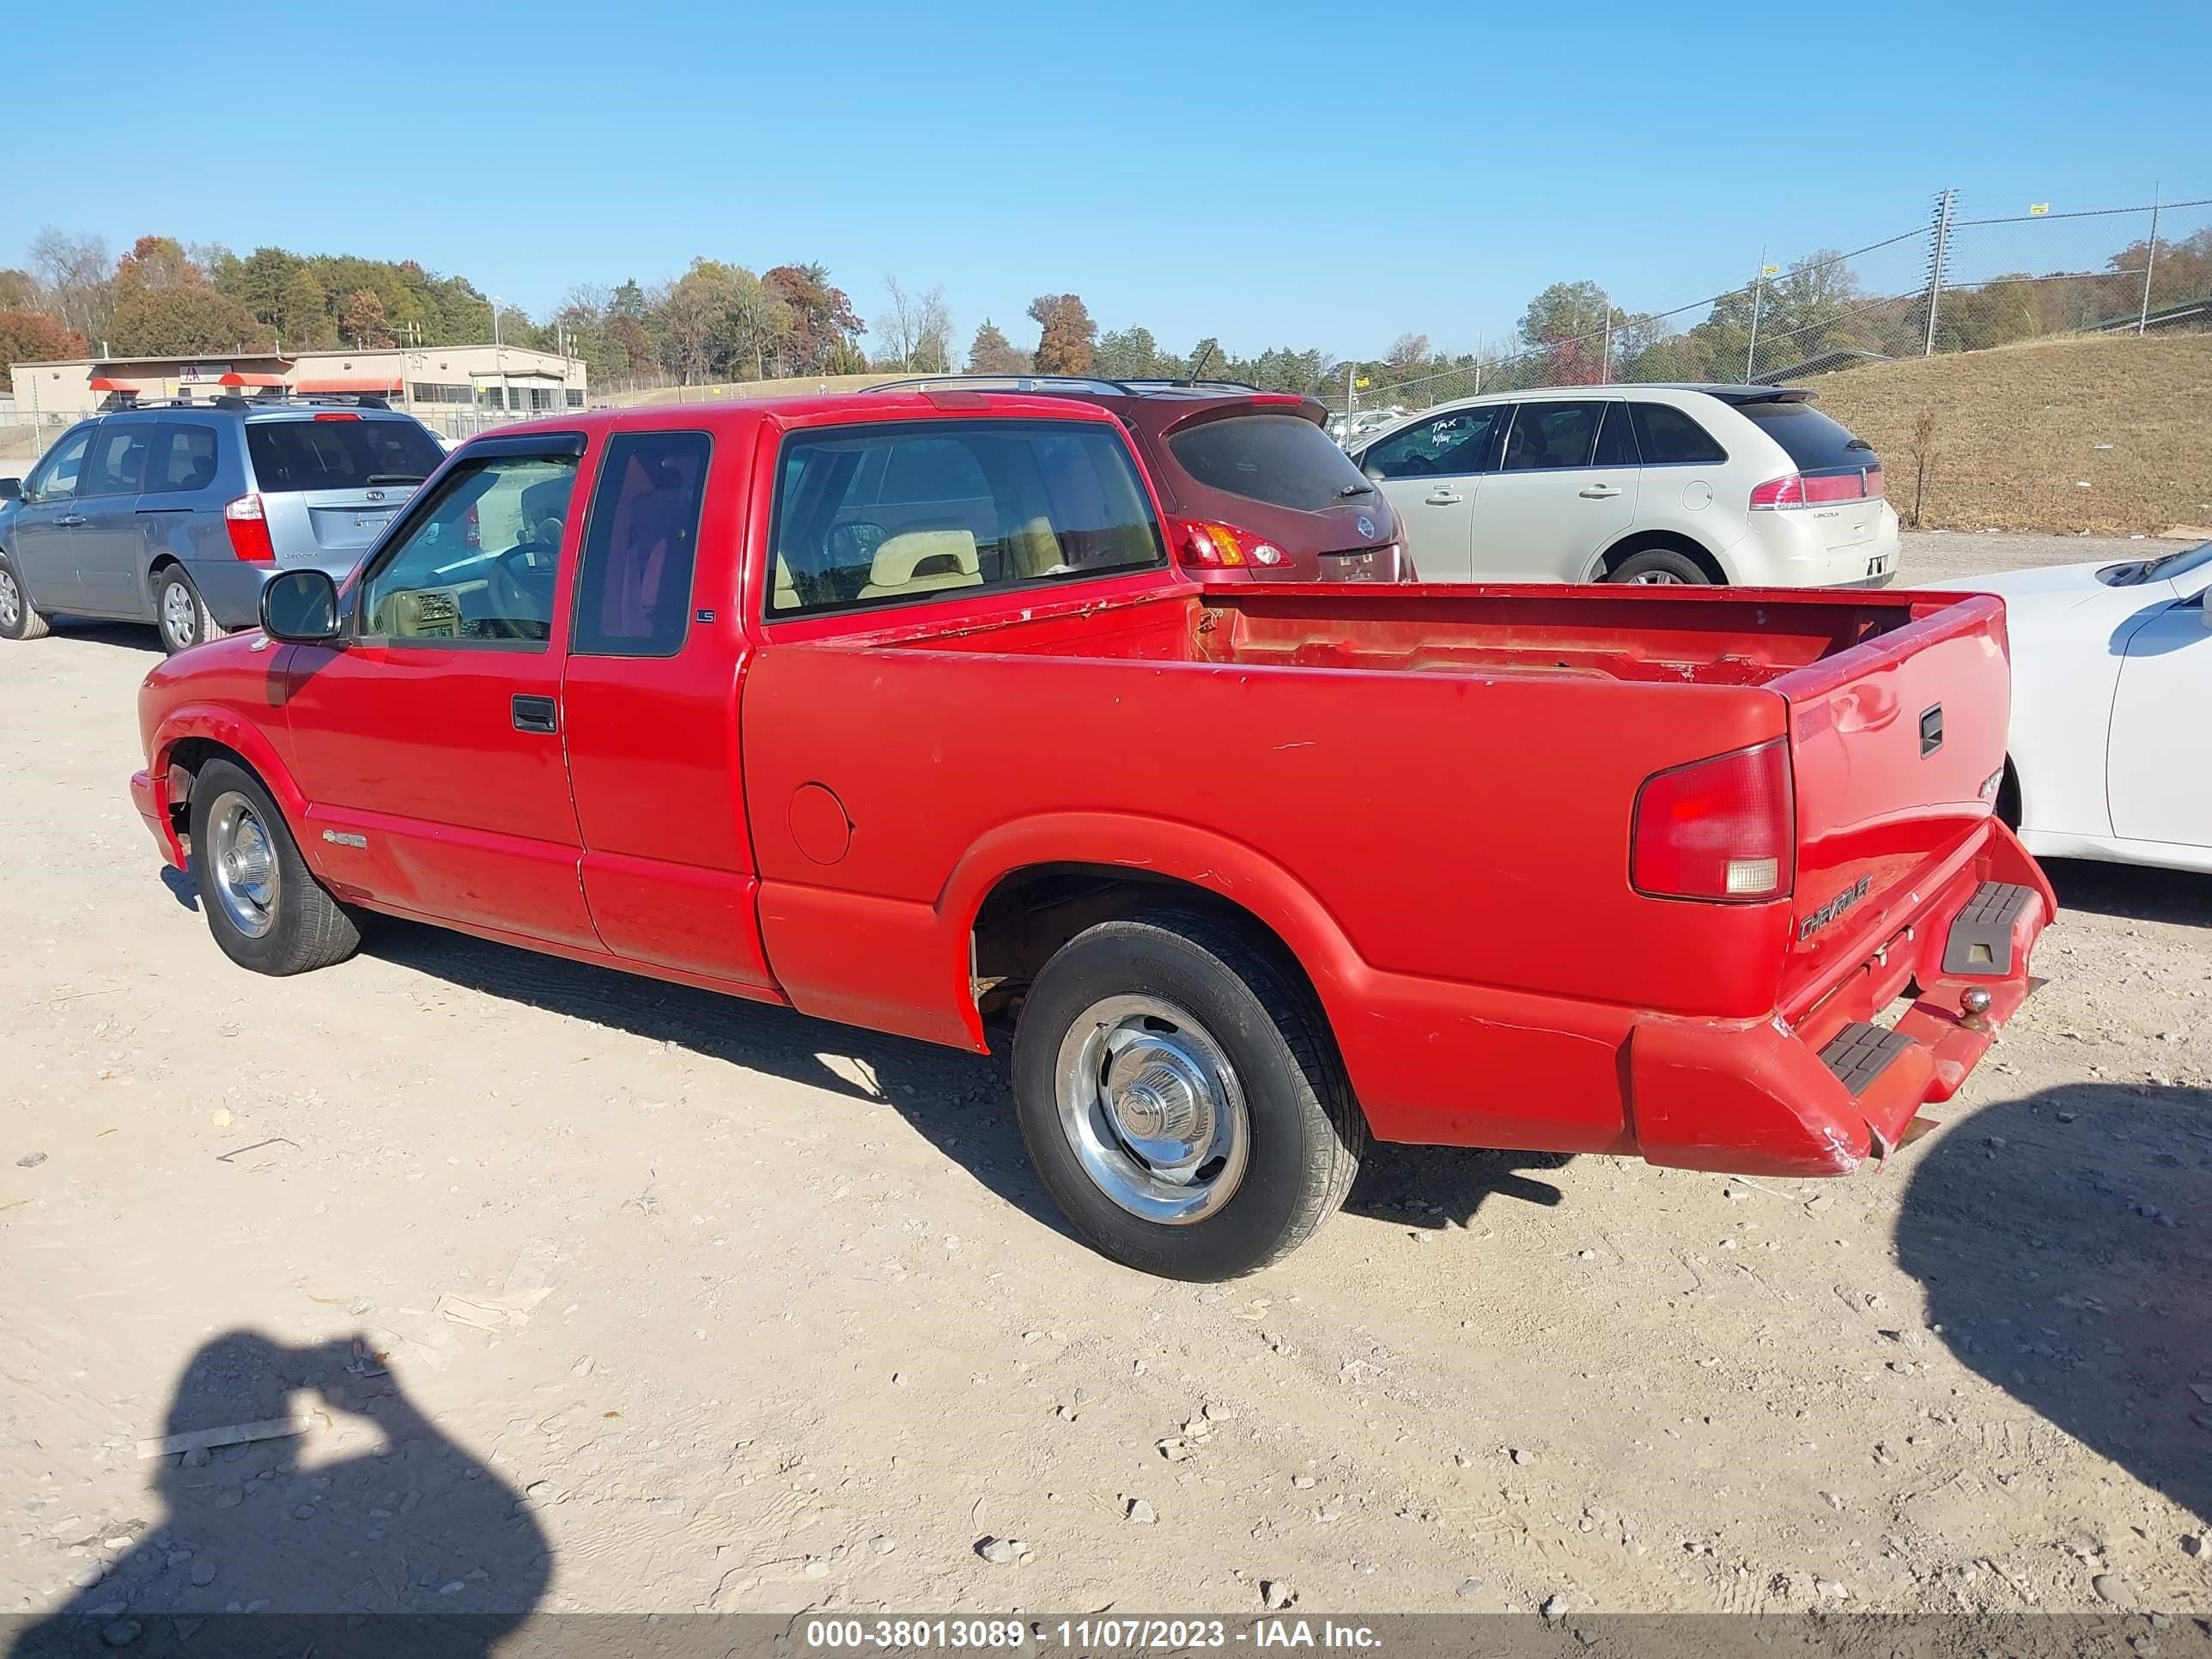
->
1775, 592, 2011, 1007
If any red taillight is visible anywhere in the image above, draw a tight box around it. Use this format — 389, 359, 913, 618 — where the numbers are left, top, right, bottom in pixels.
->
1172, 519, 1284, 572
312, 410, 360, 422
1631, 739, 1794, 902
1750, 469, 1881, 510
222, 494, 275, 562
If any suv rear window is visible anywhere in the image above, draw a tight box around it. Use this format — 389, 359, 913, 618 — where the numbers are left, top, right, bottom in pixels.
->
1168, 413, 1373, 513
1735, 399, 1874, 471
246, 417, 443, 494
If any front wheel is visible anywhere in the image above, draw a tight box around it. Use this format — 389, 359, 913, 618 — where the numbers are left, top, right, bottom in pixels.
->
189, 759, 362, 975
0, 555, 52, 641
1011, 910, 1365, 1279
1604, 545, 1713, 585
155, 565, 222, 654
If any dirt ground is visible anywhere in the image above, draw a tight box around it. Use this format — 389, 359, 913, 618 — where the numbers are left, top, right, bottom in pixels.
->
2, 531, 2207, 1628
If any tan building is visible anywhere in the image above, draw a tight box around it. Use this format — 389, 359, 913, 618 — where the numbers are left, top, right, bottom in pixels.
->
8, 343, 587, 436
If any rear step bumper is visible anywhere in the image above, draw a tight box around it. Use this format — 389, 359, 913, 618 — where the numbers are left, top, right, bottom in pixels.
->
1626, 823, 2053, 1177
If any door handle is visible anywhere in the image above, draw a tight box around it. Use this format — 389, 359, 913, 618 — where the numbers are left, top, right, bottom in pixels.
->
1425, 490, 1463, 506
1578, 484, 1622, 499
53, 514, 87, 527
511, 695, 559, 734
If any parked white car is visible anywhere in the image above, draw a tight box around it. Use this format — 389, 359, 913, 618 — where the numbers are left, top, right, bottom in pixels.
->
1972, 542, 2212, 873
1346, 384, 1900, 586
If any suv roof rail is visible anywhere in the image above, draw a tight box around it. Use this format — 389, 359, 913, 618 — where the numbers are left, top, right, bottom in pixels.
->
99, 391, 397, 415
866, 373, 1265, 398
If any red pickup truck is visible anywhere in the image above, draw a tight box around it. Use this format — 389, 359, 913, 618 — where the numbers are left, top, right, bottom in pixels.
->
131, 390, 2051, 1279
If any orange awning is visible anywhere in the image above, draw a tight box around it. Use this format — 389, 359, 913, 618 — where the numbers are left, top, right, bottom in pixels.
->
218, 372, 286, 388
88, 376, 151, 392
292, 376, 404, 395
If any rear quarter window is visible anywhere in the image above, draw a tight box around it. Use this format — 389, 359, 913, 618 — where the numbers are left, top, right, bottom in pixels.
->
1736, 399, 1875, 471
1629, 402, 1729, 466
1167, 413, 1372, 513
246, 417, 444, 493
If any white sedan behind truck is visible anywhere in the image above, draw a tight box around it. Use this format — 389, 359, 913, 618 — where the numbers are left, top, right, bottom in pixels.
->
1972, 542, 2212, 874
1346, 383, 1900, 587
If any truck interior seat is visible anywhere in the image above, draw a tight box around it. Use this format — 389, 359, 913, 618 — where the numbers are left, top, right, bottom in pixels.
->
858, 529, 982, 599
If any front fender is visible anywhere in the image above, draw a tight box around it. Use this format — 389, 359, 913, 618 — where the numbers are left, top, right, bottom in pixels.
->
147, 701, 308, 830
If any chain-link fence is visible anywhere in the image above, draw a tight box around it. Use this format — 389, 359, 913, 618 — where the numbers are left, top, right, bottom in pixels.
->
1323, 190, 2212, 427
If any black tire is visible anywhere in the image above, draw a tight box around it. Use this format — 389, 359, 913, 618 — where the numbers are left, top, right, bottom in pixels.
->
1011, 908, 1366, 1279
0, 553, 52, 641
154, 564, 222, 654
1604, 544, 1713, 585
189, 759, 361, 975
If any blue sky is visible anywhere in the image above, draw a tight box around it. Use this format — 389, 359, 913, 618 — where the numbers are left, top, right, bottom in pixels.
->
12, 0, 2203, 362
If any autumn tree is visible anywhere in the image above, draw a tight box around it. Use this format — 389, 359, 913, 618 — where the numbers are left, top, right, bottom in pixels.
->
0, 269, 39, 310
1028, 293, 1097, 375
763, 263, 865, 376
965, 319, 1030, 374
107, 285, 273, 355
0, 309, 88, 376
339, 288, 397, 347
113, 235, 205, 297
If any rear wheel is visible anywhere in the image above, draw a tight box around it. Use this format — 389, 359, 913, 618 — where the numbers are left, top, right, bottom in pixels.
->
0, 555, 52, 641
1605, 545, 1713, 586
1011, 909, 1365, 1279
155, 565, 222, 654
189, 759, 361, 975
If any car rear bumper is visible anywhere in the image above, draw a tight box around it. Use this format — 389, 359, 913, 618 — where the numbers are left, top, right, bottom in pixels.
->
1337, 819, 2051, 1177
183, 556, 272, 631
1626, 820, 2051, 1175
131, 767, 187, 869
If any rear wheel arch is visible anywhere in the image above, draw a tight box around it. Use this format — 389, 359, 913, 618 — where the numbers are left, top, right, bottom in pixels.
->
1592, 531, 1728, 585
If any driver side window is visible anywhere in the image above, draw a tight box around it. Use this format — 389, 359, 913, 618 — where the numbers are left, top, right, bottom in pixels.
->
359, 451, 580, 646
28, 427, 94, 501
1362, 406, 1505, 480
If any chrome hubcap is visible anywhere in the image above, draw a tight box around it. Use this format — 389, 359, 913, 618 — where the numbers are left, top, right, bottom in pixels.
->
207, 792, 281, 939
1628, 570, 1685, 585
162, 581, 198, 647
1055, 994, 1249, 1224
0, 569, 20, 629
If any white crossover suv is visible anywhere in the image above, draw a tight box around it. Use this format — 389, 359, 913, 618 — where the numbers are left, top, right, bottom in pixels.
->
1346, 384, 1899, 586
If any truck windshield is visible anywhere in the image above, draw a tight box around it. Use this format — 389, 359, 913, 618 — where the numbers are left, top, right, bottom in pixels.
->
768, 418, 1165, 617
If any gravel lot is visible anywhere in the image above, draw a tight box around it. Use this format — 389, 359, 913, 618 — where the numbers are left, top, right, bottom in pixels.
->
2, 532, 2207, 1628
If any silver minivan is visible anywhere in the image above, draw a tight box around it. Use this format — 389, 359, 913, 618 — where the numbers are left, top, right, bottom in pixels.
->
0, 397, 445, 653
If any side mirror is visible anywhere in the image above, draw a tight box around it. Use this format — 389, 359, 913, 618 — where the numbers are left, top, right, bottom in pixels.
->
0, 477, 21, 502
260, 568, 342, 643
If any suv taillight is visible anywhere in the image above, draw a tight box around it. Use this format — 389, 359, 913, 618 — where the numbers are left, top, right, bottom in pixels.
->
223, 494, 275, 562
1173, 518, 1285, 572
1631, 739, 1793, 902
1749, 469, 1883, 510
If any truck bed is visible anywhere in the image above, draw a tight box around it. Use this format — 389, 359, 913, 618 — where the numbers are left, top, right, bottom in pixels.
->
901, 580, 1968, 687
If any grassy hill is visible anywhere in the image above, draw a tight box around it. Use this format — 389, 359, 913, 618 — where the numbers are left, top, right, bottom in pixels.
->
1811, 332, 2212, 538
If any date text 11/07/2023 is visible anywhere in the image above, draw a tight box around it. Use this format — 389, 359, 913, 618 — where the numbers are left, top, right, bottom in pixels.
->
801, 1619, 1385, 1650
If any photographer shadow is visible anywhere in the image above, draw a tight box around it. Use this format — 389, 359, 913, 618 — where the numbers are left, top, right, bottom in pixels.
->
11, 1330, 549, 1656
1896, 1081, 2212, 1530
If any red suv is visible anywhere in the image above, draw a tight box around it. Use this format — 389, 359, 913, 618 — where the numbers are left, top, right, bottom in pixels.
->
873, 377, 1410, 582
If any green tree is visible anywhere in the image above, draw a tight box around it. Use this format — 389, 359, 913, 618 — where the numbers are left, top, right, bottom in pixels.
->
0, 269, 40, 311
282, 268, 337, 347
966, 319, 1029, 374
108, 285, 273, 355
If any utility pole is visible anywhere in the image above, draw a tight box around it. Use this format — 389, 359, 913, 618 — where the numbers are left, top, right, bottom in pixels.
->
2138, 183, 2162, 335
1600, 292, 1613, 385
1923, 189, 1956, 356
1744, 247, 1768, 382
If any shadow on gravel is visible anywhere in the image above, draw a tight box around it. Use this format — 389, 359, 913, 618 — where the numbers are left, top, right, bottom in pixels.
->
1346, 1142, 1575, 1230
159, 865, 198, 911
39, 618, 163, 655
362, 917, 1077, 1242
1897, 1081, 2212, 1530
2044, 856, 2212, 927
10, 1329, 548, 1656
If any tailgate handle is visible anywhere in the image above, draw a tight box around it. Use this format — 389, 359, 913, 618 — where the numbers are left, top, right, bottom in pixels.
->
512, 695, 559, 734
1919, 703, 1943, 757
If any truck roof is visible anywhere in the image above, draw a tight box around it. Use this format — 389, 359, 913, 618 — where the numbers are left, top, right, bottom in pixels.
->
521, 389, 1130, 441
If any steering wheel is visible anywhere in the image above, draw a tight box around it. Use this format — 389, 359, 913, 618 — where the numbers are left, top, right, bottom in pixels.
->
484, 542, 560, 640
